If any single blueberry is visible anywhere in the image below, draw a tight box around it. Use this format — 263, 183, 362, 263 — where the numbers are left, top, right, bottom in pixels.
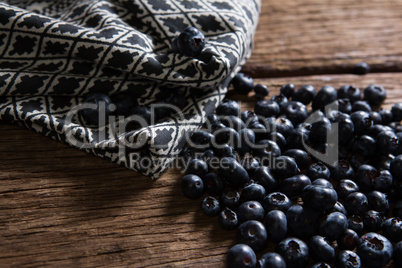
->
181, 174, 204, 199
237, 220, 268, 252
174, 27, 205, 57
226, 244, 257, 268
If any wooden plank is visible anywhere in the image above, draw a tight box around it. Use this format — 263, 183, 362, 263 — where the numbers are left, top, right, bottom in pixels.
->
244, 0, 402, 77
0, 73, 401, 267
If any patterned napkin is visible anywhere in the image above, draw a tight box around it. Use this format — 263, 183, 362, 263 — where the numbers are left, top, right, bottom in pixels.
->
0, 0, 260, 179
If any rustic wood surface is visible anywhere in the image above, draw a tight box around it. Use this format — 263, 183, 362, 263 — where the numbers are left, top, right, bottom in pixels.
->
1, 0, 402, 267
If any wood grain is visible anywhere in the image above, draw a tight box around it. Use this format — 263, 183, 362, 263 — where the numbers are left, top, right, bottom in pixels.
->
244, 0, 402, 77
2, 0, 402, 266
1, 72, 402, 267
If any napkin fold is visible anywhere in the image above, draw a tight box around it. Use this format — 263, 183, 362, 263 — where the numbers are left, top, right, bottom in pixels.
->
0, 0, 261, 179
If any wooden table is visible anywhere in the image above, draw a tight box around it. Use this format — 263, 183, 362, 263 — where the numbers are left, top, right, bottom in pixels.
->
1, 0, 402, 267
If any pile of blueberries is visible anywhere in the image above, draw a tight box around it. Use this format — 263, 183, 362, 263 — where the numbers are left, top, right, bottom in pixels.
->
179, 72, 402, 268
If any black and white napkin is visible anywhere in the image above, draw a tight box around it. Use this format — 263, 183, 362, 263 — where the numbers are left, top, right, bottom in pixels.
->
0, 0, 261, 179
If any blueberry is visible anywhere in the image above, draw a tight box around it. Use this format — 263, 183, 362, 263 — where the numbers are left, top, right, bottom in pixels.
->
372, 153, 394, 171
80, 92, 113, 126
189, 130, 214, 148
219, 207, 238, 230
308, 235, 335, 262
231, 73, 254, 94
292, 84, 316, 105
252, 167, 278, 193
240, 183, 266, 203
308, 116, 332, 145
353, 61, 370, 75
302, 184, 338, 211
368, 124, 394, 139
376, 130, 399, 155
312, 85, 337, 111
327, 201, 348, 216
216, 99, 241, 116
283, 149, 310, 170
254, 100, 280, 118
350, 111, 373, 136
265, 117, 294, 138
252, 139, 281, 162
249, 122, 267, 141
337, 228, 359, 250
181, 174, 204, 199
363, 210, 384, 232
254, 83, 270, 99
354, 164, 379, 192
351, 135, 376, 157
378, 108, 393, 125
237, 220, 268, 252
240, 157, 260, 176
271, 94, 289, 113
286, 204, 320, 239
337, 98, 353, 114
241, 110, 259, 126
266, 132, 287, 151
185, 159, 208, 178
200, 196, 221, 217
286, 126, 309, 150
312, 178, 333, 189
203, 173, 224, 196
352, 100, 372, 113
333, 113, 355, 145
206, 113, 220, 125
201, 149, 215, 168
282, 101, 309, 126
219, 157, 250, 189
237, 201, 265, 224
369, 111, 382, 125
356, 232, 393, 268
265, 210, 287, 243
262, 192, 292, 213
335, 250, 361, 268
271, 155, 299, 180
394, 241, 402, 268
237, 128, 256, 155
382, 217, 402, 242
280, 174, 311, 199
364, 84, 387, 106
348, 215, 364, 235
344, 192, 369, 216
367, 190, 389, 213
307, 162, 331, 181
276, 237, 309, 268
226, 244, 257, 268
220, 188, 241, 210
336, 179, 359, 200
210, 122, 226, 133
280, 83, 295, 98
390, 154, 402, 182
319, 212, 348, 241
338, 85, 361, 103
330, 160, 354, 182
258, 252, 286, 268
214, 144, 236, 159
395, 200, 402, 218
372, 169, 393, 193
173, 27, 205, 57
392, 102, 402, 121
221, 115, 246, 131
213, 127, 240, 148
